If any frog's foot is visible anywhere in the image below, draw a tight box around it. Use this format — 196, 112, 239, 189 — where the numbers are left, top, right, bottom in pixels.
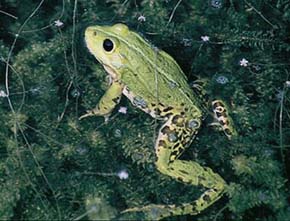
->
120, 181, 225, 220
79, 81, 123, 120
79, 109, 111, 123
211, 100, 237, 139
121, 114, 226, 220
120, 204, 174, 220
79, 110, 96, 120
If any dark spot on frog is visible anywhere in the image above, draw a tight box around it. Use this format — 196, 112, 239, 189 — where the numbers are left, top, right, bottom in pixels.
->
154, 108, 161, 115
185, 92, 191, 97
216, 112, 222, 118
202, 195, 211, 203
172, 115, 184, 126
151, 103, 156, 107
158, 140, 167, 147
177, 177, 184, 182
164, 113, 173, 118
181, 103, 185, 106
179, 170, 189, 175
178, 146, 184, 154
213, 101, 224, 109
170, 150, 179, 158
192, 208, 198, 213
161, 125, 171, 134
112, 97, 120, 103
220, 119, 229, 126
191, 202, 198, 213
215, 106, 225, 113
198, 175, 206, 183
158, 102, 165, 107
173, 143, 180, 150
180, 205, 186, 211
216, 111, 226, 118
191, 201, 197, 207
224, 128, 232, 135
163, 106, 174, 112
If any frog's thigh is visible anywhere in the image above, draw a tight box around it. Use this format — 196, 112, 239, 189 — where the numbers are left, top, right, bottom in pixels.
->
154, 114, 226, 216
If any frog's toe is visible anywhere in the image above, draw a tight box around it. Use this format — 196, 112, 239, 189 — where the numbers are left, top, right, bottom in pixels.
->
120, 205, 170, 221
79, 110, 94, 120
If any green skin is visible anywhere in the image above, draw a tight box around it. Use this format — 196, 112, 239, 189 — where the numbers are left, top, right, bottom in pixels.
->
80, 23, 236, 220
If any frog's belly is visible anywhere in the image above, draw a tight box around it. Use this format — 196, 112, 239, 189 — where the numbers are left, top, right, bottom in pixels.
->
123, 86, 157, 118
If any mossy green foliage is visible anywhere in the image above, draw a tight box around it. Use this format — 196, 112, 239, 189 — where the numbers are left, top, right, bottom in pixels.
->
0, 0, 290, 220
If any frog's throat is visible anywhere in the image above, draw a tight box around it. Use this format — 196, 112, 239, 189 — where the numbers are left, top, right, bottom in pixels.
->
103, 64, 118, 79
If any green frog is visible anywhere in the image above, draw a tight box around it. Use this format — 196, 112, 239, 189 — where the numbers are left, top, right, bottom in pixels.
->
80, 23, 236, 220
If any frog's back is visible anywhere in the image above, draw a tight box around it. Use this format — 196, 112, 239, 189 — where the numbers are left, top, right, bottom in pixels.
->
118, 28, 203, 111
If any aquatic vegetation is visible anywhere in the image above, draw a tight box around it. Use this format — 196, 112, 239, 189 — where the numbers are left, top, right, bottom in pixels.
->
0, 0, 289, 220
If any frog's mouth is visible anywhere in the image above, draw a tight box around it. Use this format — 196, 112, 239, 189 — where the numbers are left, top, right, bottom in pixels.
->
103, 64, 117, 79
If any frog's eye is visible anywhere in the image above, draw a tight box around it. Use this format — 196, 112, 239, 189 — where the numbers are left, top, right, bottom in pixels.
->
103, 39, 114, 52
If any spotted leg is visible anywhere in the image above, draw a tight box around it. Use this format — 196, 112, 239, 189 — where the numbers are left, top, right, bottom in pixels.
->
211, 100, 237, 139
79, 81, 124, 120
121, 113, 226, 220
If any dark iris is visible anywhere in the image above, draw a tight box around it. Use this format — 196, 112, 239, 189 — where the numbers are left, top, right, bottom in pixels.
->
103, 39, 114, 52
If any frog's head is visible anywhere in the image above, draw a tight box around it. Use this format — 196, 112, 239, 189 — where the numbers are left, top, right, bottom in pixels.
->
85, 23, 132, 76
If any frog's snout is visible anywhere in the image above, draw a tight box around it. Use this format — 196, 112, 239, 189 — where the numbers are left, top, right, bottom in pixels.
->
85, 26, 97, 39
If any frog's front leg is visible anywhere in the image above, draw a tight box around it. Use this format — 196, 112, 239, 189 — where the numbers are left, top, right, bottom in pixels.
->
79, 81, 123, 120
121, 113, 226, 220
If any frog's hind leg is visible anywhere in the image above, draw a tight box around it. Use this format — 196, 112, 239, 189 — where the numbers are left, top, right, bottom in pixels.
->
211, 100, 237, 139
122, 114, 226, 220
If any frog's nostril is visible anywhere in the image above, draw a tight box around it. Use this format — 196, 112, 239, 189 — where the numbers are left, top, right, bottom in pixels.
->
93, 31, 97, 36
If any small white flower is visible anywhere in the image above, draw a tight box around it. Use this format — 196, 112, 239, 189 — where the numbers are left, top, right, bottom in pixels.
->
285, 81, 290, 87
201, 36, 210, 42
117, 170, 129, 180
0, 90, 7, 97
138, 15, 146, 22
118, 106, 127, 114
54, 20, 64, 27
239, 58, 249, 67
